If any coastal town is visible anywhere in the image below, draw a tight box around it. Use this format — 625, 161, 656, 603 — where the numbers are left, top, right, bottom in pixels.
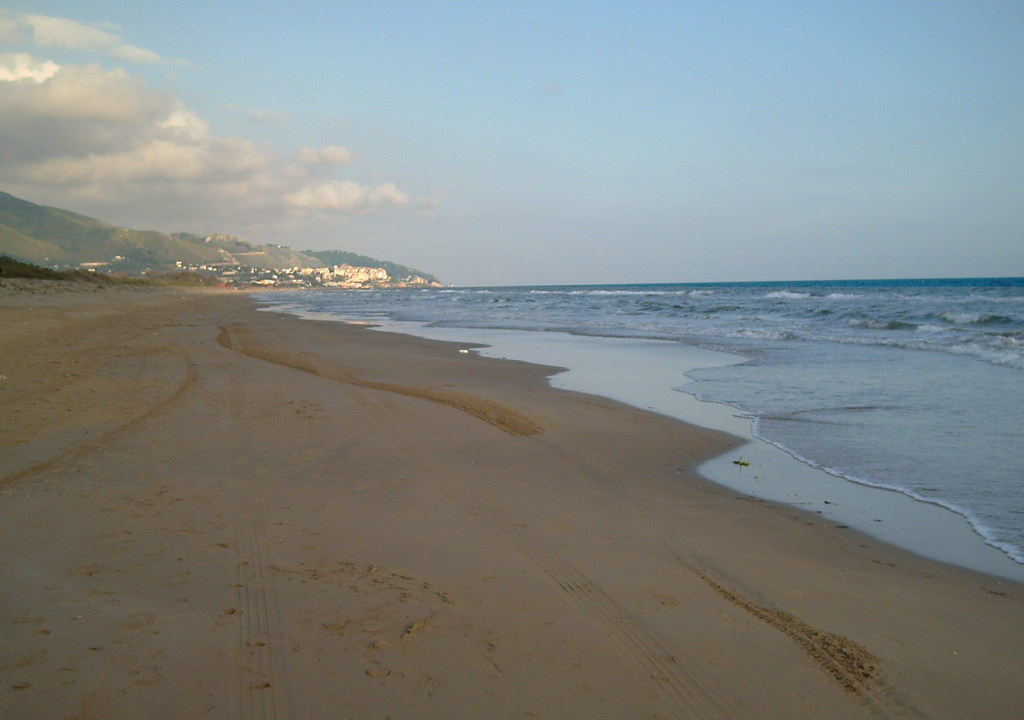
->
170, 260, 443, 289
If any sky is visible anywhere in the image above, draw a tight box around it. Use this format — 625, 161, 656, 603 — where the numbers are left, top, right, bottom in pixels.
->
1, 1, 1021, 285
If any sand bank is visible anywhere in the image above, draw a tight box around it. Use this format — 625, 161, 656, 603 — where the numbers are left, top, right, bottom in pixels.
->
2, 285, 1022, 719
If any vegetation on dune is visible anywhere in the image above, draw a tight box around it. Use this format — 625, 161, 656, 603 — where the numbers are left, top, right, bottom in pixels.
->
1, 254, 114, 283
0, 255, 221, 287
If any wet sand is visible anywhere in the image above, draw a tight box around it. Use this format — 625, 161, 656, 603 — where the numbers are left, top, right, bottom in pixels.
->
2, 283, 1022, 719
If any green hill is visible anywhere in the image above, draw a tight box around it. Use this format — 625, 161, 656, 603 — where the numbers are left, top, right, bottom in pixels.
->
170, 232, 324, 270
0, 191, 438, 282
0, 191, 225, 270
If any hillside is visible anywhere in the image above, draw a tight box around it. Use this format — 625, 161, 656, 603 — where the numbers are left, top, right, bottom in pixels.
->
0, 192, 221, 271
0, 191, 438, 283
170, 232, 324, 270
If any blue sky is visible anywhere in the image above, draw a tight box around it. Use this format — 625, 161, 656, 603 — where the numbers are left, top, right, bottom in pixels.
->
1, 2, 1021, 284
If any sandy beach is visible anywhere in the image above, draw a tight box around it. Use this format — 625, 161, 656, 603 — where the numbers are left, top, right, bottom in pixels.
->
2, 284, 1022, 720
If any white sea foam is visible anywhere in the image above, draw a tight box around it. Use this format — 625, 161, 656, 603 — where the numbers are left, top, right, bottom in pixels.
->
722, 328, 798, 341
765, 290, 811, 299
747, 421, 1024, 565
941, 312, 975, 324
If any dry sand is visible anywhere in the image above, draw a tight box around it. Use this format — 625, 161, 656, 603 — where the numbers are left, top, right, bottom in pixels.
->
1, 282, 1022, 719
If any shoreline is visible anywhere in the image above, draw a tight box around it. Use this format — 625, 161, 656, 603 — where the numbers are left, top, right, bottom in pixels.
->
255, 302, 1024, 582
3, 286, 1023, 718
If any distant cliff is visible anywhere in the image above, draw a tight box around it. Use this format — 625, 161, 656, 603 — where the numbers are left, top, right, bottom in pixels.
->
0, 191, 439, 286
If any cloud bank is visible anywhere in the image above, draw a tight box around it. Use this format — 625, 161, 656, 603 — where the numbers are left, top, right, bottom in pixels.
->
297, 145, 354, 166
0, 52, 60, 82
0, 37, 414, 235
3, 12, 176, 65
285, 181, 408, 210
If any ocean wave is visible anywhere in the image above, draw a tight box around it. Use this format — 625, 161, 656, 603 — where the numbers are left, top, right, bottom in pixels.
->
939, 312, 1014, 326
721, 328, 799, 341
940, 341, 1024, 370
848, 318, 918, 330
968, 293, 1024, 303
827, 334, 1024, 370
765, 290, 811, 299
528, 288, 687, 297
257, 284, 1024, 371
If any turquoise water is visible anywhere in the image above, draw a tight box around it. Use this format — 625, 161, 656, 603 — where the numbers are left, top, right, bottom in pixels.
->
257, 278, 1024, 570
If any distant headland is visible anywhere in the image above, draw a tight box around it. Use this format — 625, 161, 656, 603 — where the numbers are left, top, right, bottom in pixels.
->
0, 191, 440, 289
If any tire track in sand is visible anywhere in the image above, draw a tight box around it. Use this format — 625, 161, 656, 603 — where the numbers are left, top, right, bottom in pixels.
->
1, 349, 197, 486
660, 546, 925, 720
462, 505, 753, 720
226, 326, 286, 720
312, 361, 753, 719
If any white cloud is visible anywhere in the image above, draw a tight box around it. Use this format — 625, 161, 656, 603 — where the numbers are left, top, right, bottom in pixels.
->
0, 15, 419, 229
0, 63, 266, 185
284, 181, 409, 211
0, 14, 23, 43
0, 62, 416, 230
160, 106, 211, 139
110, 44, 165, 65
0, 63, 174, 167
25, 141, 207, 184
22, 13, 120, 51
22, 128, 268, 186
0, 63, 169, 122
297, 145, 354, 166
223, 105, 293, 127
0, 53, 60, 83
247, 108, 292, 126
17, 13, 172, 65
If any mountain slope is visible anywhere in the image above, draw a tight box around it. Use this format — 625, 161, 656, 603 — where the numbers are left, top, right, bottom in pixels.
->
0, 192, 223, 268
0, 191, 438, 281
171, 233, 324, 269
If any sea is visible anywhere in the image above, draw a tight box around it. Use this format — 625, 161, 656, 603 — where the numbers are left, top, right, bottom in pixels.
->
255, 278, 1024, 582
